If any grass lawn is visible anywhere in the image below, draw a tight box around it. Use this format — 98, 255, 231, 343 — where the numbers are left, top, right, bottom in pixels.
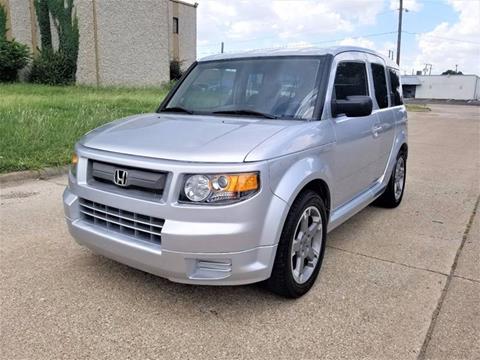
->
405, 103, 431, 112
0, 84, 168, 173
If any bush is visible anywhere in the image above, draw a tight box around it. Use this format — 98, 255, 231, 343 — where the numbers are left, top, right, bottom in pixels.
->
0, 39, 31, 82
28, 51, 76, 85
170, 59, 184, 80
29, 0, 79, 85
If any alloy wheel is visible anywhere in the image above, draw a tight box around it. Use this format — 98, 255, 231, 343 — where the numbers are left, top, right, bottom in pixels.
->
290, 206, 323, 284
394, 157, 405, 201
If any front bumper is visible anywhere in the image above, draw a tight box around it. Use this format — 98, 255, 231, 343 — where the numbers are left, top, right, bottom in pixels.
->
65, 205, 276, 285
63, 147, 288, 285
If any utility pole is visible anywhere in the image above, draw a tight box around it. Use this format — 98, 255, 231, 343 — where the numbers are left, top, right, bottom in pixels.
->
396, 0, 403, 65
221, 42, 224, 54
423, 63, 432, 75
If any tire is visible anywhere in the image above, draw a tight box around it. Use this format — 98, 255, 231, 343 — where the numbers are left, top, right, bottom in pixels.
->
375, 150, 407, 208
267, 190, 327, 298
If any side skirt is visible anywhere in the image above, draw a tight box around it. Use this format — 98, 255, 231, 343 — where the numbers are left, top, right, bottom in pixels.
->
327, 180, 386, 233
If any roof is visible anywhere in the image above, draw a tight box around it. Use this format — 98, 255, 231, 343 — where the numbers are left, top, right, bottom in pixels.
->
170, 0, 198, 8
401, 74, 480, 85
199, 46, 398, 67
401, 75, 421, 85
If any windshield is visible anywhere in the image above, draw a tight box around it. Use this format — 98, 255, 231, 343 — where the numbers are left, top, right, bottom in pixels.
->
163, 57, 325, 120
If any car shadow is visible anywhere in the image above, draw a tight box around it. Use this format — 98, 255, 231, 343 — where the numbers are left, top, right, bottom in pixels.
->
77, 203, 387, 309
78, 250, 293, 315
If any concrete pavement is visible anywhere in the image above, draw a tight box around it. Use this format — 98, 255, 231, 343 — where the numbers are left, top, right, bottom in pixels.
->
1, 104, 479, 359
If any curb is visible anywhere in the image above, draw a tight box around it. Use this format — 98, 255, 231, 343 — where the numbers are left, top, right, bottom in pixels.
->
0, 166, 69, 185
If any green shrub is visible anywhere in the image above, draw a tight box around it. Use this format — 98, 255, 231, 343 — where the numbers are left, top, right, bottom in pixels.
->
0, 40, 31, 82
28, 51, 75, 85
30, 0, 79, 85
170, 59, 184, 80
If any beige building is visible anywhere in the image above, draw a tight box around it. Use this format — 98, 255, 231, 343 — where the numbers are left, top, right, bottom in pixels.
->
1, 0, 197, 86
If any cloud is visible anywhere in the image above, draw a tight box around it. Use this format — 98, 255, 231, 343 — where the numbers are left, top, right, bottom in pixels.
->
339, 37, 375, 49
196, 0, 387, 57
408, 0, 480, 74
389, 0, 422, 12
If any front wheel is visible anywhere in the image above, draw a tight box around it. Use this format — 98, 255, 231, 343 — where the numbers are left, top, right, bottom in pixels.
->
375, 151, 407, 208
267, 190, 327, 298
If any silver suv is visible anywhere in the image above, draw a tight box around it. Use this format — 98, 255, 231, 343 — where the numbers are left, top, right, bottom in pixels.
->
63, 46, 407, 298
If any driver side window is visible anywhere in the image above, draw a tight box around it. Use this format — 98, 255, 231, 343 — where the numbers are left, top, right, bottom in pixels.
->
334, 62, 368, 100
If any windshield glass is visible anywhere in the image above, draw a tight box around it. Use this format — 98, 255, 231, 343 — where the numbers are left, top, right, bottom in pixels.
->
164, 57, 325, 120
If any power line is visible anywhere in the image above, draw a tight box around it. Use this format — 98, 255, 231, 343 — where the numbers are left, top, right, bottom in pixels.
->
402, 31, 480, 45
198, 31, 397, 50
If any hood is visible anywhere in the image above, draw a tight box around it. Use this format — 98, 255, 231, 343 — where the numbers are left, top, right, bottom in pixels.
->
80, 113, 291, 163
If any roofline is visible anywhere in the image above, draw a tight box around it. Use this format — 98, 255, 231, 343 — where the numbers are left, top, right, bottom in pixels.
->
198, 46, 398, 68
402, 74, 480, 78
169, 0, 198, 8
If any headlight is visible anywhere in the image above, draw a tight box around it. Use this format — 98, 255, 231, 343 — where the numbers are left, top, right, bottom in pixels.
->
70, 152, 78, 177
181, 172, 259, 204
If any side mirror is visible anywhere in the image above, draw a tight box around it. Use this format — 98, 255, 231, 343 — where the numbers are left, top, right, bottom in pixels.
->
331, 95, 373, 117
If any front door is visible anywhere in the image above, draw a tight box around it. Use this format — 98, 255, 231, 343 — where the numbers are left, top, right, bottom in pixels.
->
326, 54, 379, 208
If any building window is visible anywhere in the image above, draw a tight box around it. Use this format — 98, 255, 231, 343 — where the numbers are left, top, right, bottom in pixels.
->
173, 17, 179, 34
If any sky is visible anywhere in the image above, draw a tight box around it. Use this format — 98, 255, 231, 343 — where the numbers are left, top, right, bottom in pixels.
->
190, 0, 480, 75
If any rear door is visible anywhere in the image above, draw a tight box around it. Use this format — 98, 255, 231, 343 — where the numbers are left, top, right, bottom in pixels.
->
367, 55, 396, 179
325, 52, 379, 208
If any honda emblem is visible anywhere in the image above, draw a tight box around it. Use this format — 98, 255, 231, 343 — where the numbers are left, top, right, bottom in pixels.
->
113, 169, 128, 187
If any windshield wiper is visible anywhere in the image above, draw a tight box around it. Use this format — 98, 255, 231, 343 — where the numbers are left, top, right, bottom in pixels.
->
212, 109, 277, 119
160, 106, 194, 114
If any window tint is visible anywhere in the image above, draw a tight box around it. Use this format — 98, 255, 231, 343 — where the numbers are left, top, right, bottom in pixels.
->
334, 62, 368, 100
388, 68, 403, 106
371, 63, 388, 108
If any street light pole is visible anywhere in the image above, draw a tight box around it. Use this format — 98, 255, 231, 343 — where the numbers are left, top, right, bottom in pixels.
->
396, 0, 403, 65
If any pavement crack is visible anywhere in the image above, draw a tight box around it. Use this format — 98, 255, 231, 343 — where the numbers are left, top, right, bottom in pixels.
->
326, 245, 449, 277
451, 274, 480, 284
417, 194, 480, 360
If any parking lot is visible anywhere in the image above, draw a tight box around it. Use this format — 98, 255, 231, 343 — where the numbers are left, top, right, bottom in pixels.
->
1, 104, 479, 359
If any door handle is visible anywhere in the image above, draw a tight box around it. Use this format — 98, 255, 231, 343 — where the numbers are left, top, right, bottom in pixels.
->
372, 125, 382, 137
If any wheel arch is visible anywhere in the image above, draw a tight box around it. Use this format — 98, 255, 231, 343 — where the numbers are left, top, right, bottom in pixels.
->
400, 142, 408, 158
299, 179, 331, 221
269, 153, 334, 224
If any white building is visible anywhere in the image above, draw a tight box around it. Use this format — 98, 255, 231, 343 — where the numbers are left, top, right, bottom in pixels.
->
402, 75, 480, 101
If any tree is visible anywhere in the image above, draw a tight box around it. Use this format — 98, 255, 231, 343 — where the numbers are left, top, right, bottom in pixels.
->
442, 69, 463, 75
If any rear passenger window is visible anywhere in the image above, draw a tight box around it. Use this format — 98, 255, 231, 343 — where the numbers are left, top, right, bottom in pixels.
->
334, 62, 368, 100
388, 68, 403, 106
371, 63, 388, 109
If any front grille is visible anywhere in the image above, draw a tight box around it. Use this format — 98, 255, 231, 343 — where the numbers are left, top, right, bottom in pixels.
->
87, 160, 167, 202
79, 198, 164, 244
